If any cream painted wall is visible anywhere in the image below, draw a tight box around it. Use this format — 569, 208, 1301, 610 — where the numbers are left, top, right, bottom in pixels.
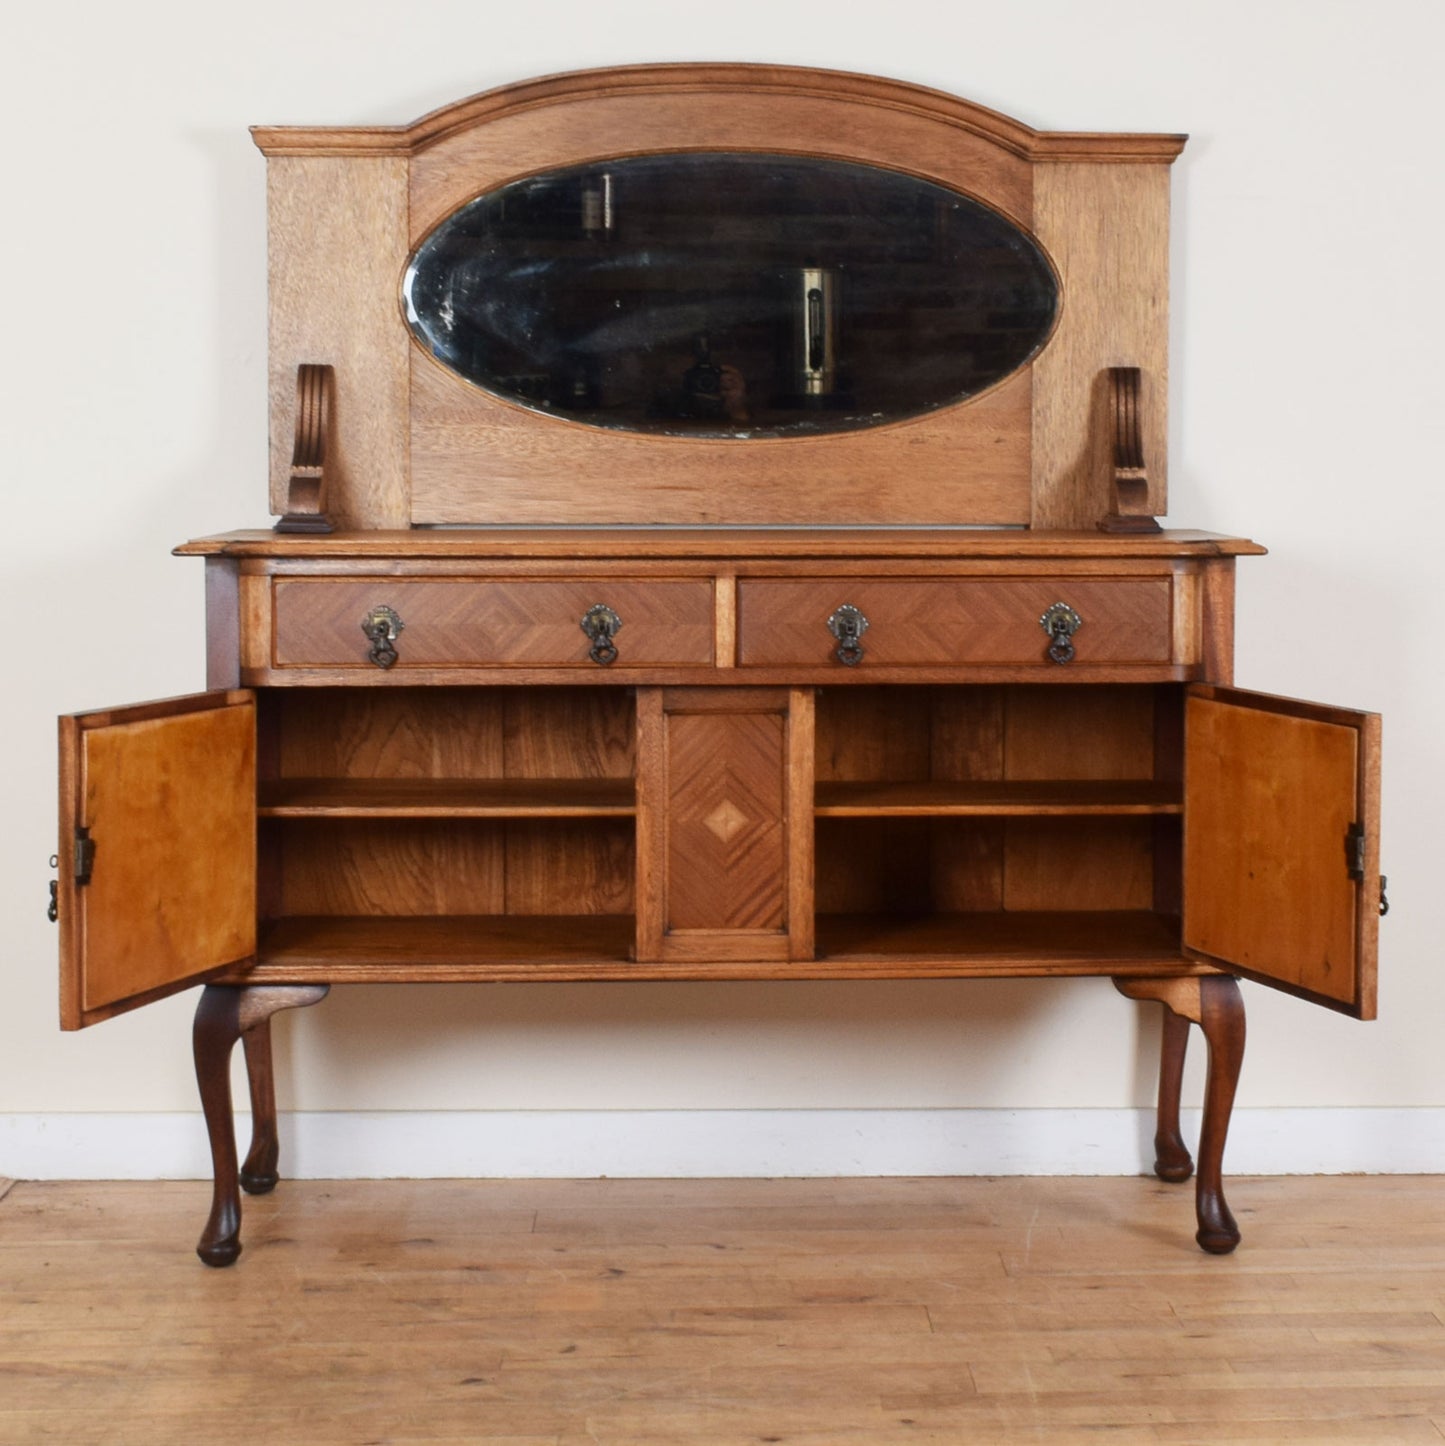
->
3, 1, 1441, 1156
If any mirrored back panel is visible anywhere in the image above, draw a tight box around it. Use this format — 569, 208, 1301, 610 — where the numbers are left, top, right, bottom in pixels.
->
256, 66, 1182, 528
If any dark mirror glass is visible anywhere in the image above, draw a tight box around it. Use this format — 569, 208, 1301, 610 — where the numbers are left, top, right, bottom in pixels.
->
403, 154, 1058, 437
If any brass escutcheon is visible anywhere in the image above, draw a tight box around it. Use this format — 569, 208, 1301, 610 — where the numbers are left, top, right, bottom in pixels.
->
1039, 601, 1083, 665
827, 603, 870, 666
361, 605, 404, 669
581, 603, 623, 665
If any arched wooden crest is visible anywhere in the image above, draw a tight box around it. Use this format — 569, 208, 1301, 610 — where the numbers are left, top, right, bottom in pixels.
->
252, 64, 1187, 165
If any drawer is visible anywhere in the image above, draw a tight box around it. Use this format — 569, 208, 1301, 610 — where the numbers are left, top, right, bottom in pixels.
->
736, 577, 1173, 668
273, 579, 715, 669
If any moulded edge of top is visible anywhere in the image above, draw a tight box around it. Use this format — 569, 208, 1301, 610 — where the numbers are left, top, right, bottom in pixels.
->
173, 529, 1266, 560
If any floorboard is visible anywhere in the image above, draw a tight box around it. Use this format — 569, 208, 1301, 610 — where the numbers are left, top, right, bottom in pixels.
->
1, 1176, 1442, 1443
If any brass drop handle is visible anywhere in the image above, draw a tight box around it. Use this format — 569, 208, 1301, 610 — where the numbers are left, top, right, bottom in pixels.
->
1039, 601, 1083, 665
361, 605, 404, 669
827, 603, 869, 666
581, 604, 622, 665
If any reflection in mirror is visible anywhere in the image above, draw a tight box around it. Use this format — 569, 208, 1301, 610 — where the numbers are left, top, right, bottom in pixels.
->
403, 154, 1058, 437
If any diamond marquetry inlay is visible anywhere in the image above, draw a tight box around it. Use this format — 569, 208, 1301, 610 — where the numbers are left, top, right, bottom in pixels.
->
703, 799, 750, 844
662, 707, 787, 933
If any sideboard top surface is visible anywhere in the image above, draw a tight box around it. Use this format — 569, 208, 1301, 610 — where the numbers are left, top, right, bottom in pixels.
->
178, 529, 1265, 561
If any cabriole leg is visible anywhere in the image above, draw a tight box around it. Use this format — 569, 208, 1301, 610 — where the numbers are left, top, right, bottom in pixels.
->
240, 1013, 281, 1195
193, 983, 328, 1267
1154, 1007, 1194, 1183
1114, 975, 1247, 1254
1194, 976, 1246, 1254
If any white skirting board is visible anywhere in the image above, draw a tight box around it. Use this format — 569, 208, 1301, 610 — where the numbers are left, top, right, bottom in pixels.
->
4, 1109, 1445, 1180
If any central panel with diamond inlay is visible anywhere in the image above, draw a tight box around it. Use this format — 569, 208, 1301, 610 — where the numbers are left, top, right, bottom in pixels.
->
636, 687, 814, 964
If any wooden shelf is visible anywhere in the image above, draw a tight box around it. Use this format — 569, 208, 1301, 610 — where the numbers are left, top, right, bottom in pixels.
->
257, 778, 636, 818
222, 913, 1197, 983
230, 910, 1196, 985
254, 914, 637, 974
816, 910, 1185, 967
813, 780, 1181, 817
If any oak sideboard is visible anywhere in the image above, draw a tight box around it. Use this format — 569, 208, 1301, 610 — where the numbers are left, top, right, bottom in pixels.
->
56, 65, 1382, 1265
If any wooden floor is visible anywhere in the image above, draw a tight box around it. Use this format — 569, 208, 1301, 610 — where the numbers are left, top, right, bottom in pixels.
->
3, 1174, 1443, 1444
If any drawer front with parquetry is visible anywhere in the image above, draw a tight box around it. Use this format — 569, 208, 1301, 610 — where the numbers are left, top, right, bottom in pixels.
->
736, 577, 1174, 669
272, 579, 715, 670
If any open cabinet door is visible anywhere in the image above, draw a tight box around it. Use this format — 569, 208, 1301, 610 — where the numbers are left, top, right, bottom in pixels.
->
58, 690, 256, 1029
1184, 684, 1381, 1019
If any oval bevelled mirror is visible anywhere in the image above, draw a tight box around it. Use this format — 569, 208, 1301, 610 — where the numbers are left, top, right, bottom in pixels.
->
402, 153, 1059, 438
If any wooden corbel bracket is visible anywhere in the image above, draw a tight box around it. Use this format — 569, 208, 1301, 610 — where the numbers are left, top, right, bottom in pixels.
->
274, 363, 335, 534
1097, 366, 1162, 535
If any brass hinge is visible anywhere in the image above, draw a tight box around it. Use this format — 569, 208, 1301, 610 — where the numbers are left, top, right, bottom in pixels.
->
1344, 823, 1365, 881
74, 826, 95, 887
1345, 824, 1389, 914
